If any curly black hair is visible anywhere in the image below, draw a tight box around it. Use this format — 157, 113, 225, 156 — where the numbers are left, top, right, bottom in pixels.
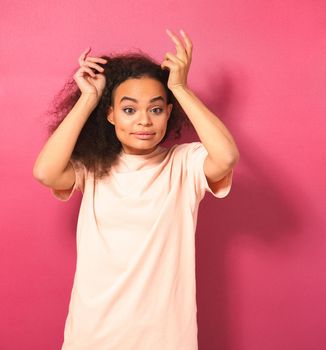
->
45, 49, 193, 180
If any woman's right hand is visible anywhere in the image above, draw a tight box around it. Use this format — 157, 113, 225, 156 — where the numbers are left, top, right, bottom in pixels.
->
73, 47, 108, 101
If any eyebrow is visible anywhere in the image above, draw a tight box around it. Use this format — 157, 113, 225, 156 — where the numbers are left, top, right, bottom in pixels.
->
119, 96, 165, 104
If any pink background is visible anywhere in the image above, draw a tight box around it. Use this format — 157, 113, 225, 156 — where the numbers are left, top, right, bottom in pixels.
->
1, 1, 325, 349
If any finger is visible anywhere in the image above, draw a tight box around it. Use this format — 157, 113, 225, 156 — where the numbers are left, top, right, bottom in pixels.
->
161, 59, 174, 70
164, 52, 179, 64
164, 53, 187, 69
85, 56, 108, 64
166, 29, 187, 61
179, 29, 193, 59
78, 47, 92, 65
81, 47, 91, 58
83, 60, 105, 72
77, 66, 96, 78
81, 66, 97, 78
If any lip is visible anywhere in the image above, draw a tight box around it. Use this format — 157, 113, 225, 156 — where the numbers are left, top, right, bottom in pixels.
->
132, 132, 155, 140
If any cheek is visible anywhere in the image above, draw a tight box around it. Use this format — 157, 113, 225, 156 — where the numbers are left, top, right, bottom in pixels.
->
159, 116, 169, 128
156, 119, 168, 135
115, 115, 132, 131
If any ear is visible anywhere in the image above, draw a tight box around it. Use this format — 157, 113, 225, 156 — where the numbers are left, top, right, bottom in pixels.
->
167, 103, 173, 119
107, 106, 115, 125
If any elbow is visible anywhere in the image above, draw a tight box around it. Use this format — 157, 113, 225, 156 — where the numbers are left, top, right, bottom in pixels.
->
33, 166, 46, 185
226, 150, 240, 168
229, 145, 240, 165
232, 151, 240, 165
32, 164, 42, 181
32, 165, 53, 186
33, 157, 44, 182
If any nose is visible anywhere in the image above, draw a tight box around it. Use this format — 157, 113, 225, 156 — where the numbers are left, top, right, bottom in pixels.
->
138, 111, 153, 126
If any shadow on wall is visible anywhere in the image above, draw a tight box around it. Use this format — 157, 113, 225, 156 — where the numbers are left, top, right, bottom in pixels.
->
189, 67, 303, 350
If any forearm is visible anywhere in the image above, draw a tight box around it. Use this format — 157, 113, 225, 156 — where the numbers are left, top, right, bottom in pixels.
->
33, 94, 98, 183
171, 86, 240, 165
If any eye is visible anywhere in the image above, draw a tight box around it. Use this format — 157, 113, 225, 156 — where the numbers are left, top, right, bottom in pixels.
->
123, 107, 135, 114
151, 107, 163, 114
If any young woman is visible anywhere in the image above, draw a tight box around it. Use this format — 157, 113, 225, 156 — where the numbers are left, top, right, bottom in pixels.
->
33, 29, 239, 350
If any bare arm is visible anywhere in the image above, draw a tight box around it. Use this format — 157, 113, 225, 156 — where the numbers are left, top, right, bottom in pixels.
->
161, 30, 239, 186
170, 86, 240, 182
33, 47, 107, 191
32, 94, 98, 189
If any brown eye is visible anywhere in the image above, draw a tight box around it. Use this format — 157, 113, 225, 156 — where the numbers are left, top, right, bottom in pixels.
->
151, 107, 163, 114
123, 107, 135, 114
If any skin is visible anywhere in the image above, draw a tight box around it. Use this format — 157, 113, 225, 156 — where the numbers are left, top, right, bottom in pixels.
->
107, 77, 173, 155
33, 28, 238, 196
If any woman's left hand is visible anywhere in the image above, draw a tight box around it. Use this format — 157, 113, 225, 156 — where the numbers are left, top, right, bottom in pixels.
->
161, 29, 193, 92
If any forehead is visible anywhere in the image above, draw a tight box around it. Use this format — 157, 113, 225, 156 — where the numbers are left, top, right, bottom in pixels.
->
114, 77, 167, 102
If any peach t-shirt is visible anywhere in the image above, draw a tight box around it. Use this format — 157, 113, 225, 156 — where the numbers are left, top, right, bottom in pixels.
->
51, 141, 233, 350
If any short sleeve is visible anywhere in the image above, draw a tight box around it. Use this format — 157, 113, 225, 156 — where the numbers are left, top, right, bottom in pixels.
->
50, 159, 86, 201
185, 142, 233, 200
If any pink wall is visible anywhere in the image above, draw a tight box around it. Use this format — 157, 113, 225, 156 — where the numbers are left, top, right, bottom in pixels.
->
1, 1, 325, 349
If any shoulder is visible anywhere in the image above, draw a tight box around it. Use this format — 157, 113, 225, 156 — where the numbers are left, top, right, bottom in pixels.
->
168, 141, 204, 157
168, 142, 207, 164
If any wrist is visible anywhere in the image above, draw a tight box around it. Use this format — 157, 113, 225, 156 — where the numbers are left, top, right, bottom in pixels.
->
80, 93, 100, 105
170, 85, 192, 96
79, 93, 100, 111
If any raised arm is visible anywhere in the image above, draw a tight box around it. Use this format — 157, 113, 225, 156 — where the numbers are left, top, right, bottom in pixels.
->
161, 29, 240, 186
33, 48, 107, 191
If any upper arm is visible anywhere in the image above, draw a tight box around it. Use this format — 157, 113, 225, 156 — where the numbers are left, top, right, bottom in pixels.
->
34, 159, 85, 201
184, 142, 235, 200
204, 155, 235, 184
50, 160, 86, 201
204, 155, 236, 196
50, 162, 76, 192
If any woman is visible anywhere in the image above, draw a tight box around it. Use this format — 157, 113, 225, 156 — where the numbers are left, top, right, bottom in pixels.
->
33, 29, 239, 350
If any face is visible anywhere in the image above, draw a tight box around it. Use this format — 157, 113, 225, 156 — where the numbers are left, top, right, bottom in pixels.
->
107, 77, 173, 155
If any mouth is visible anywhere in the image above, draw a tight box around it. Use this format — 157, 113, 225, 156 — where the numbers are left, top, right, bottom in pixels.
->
132, 132, 155, 140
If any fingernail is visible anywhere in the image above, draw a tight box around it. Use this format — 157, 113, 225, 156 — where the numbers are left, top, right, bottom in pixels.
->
180, 29, 185, 36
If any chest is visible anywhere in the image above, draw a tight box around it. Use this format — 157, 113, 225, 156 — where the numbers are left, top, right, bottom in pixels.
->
91, 166, 184, 233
